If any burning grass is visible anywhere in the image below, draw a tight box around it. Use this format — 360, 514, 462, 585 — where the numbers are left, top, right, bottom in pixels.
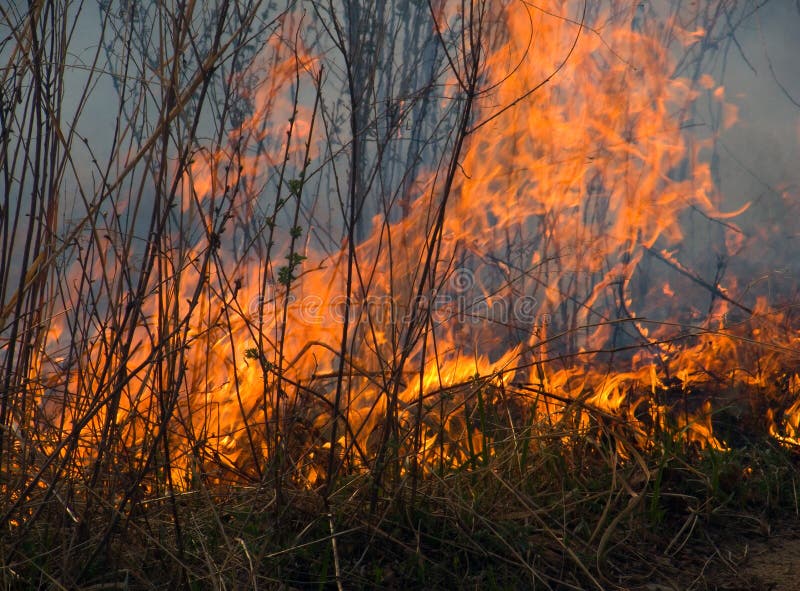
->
3, 0, 800, 588
4, 391, 800, 589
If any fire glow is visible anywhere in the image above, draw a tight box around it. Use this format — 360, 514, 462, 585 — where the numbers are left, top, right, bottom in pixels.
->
14, 0, 800, 495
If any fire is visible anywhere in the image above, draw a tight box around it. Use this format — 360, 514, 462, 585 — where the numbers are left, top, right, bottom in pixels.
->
16, 0, 800, 494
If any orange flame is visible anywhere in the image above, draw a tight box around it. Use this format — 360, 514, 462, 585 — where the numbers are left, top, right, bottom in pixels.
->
27, 0, 800, 490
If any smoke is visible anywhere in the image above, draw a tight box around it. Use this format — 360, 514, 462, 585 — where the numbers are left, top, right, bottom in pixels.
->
712, 0, 800, 306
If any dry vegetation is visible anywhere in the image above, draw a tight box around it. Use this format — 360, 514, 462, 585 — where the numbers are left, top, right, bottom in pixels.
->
2, 1, 800, 589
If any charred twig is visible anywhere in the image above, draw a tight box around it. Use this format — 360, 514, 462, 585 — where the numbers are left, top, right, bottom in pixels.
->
646, 247, 754, 316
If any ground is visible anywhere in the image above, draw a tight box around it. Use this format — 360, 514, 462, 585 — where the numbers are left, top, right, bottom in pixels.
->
722, 529, 800, 591
672, 518, 800, 591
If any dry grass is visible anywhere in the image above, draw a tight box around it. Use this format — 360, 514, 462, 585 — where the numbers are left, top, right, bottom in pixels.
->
3, 379, 800, 589
2, 1, 799, 589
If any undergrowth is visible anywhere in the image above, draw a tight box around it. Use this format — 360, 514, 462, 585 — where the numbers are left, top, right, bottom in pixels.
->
3, 404, 799, 591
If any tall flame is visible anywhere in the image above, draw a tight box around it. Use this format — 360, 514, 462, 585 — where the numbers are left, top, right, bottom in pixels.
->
29, 0, 800, 490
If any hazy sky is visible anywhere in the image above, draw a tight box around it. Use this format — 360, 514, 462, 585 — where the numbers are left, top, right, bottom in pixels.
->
3, 1, 798, 263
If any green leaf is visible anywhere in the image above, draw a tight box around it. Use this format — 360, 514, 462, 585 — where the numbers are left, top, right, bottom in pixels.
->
277, 265, 293, 286
288, 178, 303, 196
